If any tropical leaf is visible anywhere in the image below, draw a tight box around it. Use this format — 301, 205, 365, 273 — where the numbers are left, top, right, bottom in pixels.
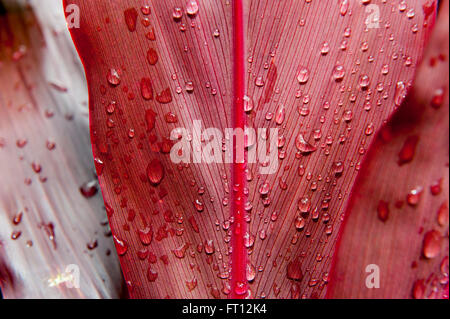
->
64, 0, 440, 299
0, 0, 122, 298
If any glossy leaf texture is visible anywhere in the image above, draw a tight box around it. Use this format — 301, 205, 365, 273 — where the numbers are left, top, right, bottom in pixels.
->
65, 0, 437, 298
0, 0, 122, 298
328, 1, 449, 299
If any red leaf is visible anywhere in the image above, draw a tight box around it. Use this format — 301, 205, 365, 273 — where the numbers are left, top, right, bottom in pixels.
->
328, 2, 449, 298
64, 0, 437, 299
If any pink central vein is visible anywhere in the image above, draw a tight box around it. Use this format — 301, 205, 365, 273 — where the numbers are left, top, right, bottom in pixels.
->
230, 0, 248, 299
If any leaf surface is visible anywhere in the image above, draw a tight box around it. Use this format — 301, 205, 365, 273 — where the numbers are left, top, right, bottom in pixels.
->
65, 0, 437, 298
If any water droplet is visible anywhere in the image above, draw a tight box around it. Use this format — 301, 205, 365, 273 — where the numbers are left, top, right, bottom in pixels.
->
297, 68, 310, 84
287, 258, 303, 281
431, 88, 445, 109
340, 0, 349, 16
80, 180, 98, 198
147, 48, 159, 65
246, 263, 256, 282
113, 235, 128, 256
147, 159, 164, 185
124, 8, 138, 32
332, 161, 344, 176
147, 268, 158, 282
377, 200, 389, 222
259, 182, 270, 196
156, 88, 173, 104
255, 76, 265, 87
173, 7, 183, 20
205, 239, 215, 254
422, 230, 442, 259
394, 81, 407, 106
298, 196, 311, 213
359, 74, 370, 89
321, 42, 330, 55
295, 134, 317, 154
186, 278, 198, 291
185, 81, 194, 93
332, 64, 345, 81
407, 186, 423, 206
437, 202, 448, 227
398, 135, 419, 165
11, 231, 21, 240
194, 199, 204, 212
275, 105, 285, 125
138, 227, 153, 245
107, 69, 121, 86
186, 0, 199, 17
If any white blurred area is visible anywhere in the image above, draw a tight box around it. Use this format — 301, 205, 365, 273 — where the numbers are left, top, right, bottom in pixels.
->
0, 0, 122, 298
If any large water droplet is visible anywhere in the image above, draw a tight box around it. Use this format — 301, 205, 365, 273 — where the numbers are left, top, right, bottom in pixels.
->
186, 0, 199, 17
422, 230, 442, 259
295, 134, 317, 154
147, 159, 164, 185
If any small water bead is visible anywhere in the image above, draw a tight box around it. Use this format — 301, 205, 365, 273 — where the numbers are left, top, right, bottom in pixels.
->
297, 68, 310, 84
141, 5, 151, 15
113, 235, 128, 256
147, 268, 158, 282
359, 75, 370, 89
295, 134, 316, 154
361, 42, 369, 52
124, 8, 138, 32
213, 29, 220, 37
422, 230, 442, 259
405, 56, 413, 67
255, 76, 265, 87
259, 182, 270, 196
185, 81, 194, 93
295, 216, 306, 231
431, 88, 445, 109
205, 239, 215, 254
13, 212, 23, 225
298, 196, 311, 213
244, 232, 255, 248
11, 231, 22, 240
340, 0, 349, 16
106, 101, 116, 114
365, 123, 374, 136
173, 7, 183, 20
437, 202, 449, 227
321, 42, 330, 55
186, 278, 198, 291
287, 258, 303, 281
343, 110, 353, 122
80, 180, 98, 198
406, 8, 415, 19
147, 159, 164, 185
246, 263, 256, 282
194, 199, 204, 212
146, 28, 156, 40
332, 64, 345, 81
186, 0, 199, 17
407, 187, 423, 206
147, 48, 159, 65
393, 81, 407, 106
332, 161, 344, 176
107, 69, 121, 86
275, 105, 285, 125
377, 200, 389, 222
344, 27, 351, 37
